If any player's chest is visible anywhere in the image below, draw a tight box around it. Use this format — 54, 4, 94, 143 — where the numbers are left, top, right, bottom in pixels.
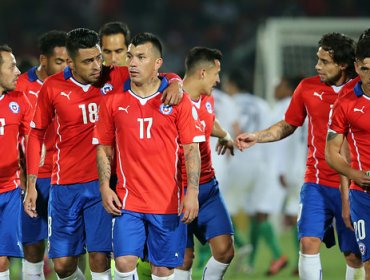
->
112, 97, 176, 131
0, 98, 24, 126
194, 100, 214, 137
347, 98, 370, 131
305, 89, 338, 118
53, 88, 102, 125
25, 84, 41, 107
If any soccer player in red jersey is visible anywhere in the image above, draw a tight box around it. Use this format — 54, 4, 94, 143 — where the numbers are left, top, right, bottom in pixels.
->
174, 47, 235, 280
326, 35, 370, 279
24, 28, 183, 280
236, 33, 363, 279
0, 45, 32, 280
95, 32, 203, 280
16, 30, 68, 280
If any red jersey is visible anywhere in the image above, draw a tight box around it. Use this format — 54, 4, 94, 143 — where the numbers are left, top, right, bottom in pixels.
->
27, 66, 129, 184
16, 66, 56, 178
0, 91, 32, 193
329, 81, 370, 192
180, 95, 215, 186
95, 78, 205, 214
285, 75, 355, 188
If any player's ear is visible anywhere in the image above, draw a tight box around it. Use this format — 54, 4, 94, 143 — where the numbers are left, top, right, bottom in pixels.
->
39, 55, 47, 68
67, 57, 74, 70
200, 68, 207, 80
155, 57, 163, 71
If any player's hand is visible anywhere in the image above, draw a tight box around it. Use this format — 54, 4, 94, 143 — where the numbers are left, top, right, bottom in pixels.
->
342, 199, 354, 231
23, 175, 38, 218
100, 186, 122, 216
179, 187, 199, 224
349, 170, 370, 189
161, 79, 183, 106
235, 132, 257, 151
216, 137, 234, 156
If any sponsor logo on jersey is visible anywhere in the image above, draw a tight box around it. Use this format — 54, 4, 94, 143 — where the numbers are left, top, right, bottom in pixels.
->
160, 104, 173, 115
118, 106, 130, 114
60, 91, 72, 100
313, 91, 325, 100
205, 101, 213, 113
100, 83, 113, 95
9, 101, 20, 113
353, 106, 365, 114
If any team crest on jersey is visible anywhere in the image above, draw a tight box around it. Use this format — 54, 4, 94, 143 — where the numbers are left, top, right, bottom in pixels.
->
160, 104, 173, 115
359, 242, 366, 256
205, 101, 213, 114
192, 106, 199, 120
100, 83, 113, 95
9, 101, 20, 114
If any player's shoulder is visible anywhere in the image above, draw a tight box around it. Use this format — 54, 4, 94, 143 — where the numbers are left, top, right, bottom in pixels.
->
5, 90, 31, 107
43, 70, 65, 87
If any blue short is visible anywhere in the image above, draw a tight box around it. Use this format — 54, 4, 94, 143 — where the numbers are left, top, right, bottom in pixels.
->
113, 210, 186, 268
48, 180, 113, 258
22, 177, 50, 244
350, 190, 370, 262
186, 178, 234, 248
298, 182, 359, 254
0, 188, 23, 257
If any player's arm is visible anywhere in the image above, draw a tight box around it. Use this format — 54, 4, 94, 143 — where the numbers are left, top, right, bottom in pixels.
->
338, 139, 353, 230
160, 74, 183, 105
235, 120, 297, 151
24, 128, 46, 217
97, 144, 122, 216
180, 143, 200, 224
211, 118, 234, 156
325, 130, 370, 187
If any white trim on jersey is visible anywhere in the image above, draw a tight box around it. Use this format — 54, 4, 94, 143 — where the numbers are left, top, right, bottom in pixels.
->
128, 90, 162, 105
116, 141, 128, 209
307, 109, 320, 184
349, 127, 363, 171
55, 116, 62, 184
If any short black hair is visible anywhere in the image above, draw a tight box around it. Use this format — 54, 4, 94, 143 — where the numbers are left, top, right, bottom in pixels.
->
185, 47, 222, 75
131, 32, 163, 57
359, 28, 370, 41
318, 32, 356, 78
0, 44, 12, 66
355, 36, 370, 62
39, 30, 67, 56
66, 28, 100, 59
99, 21, 131, 48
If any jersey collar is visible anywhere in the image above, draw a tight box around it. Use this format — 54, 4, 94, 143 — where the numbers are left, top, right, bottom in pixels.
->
354, 81, 365, 97
27, 66, 38, 82
123, 76, 169, 93
63, 67, 73, 80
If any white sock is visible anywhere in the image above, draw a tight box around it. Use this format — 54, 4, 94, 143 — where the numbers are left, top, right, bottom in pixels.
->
174, 268, 192, 280
22, 259, 45, 280
57, 267, 85, 280
151, 274, 175, 280
298, 252, 322, 280
91, 269, 112, 280
345, 265, 365, 280
0, 270, 9, 280
202, 256, 229, 280
114, 268, 138, 280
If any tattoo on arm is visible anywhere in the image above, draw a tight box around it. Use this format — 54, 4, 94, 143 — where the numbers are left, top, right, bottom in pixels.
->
97, 146, 112, 186
27, 174, 37, 185
326, 131, 339, 142
184, 143, 200, 190
257, 120, 295, 142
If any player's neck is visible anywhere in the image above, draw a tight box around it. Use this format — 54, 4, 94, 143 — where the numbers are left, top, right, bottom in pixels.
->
183, 77, 201, 100
131, 76, 161, 98
36, 65, 48, 82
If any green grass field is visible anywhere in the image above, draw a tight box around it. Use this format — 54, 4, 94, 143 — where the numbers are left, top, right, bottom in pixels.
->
10, 228, 346, 279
